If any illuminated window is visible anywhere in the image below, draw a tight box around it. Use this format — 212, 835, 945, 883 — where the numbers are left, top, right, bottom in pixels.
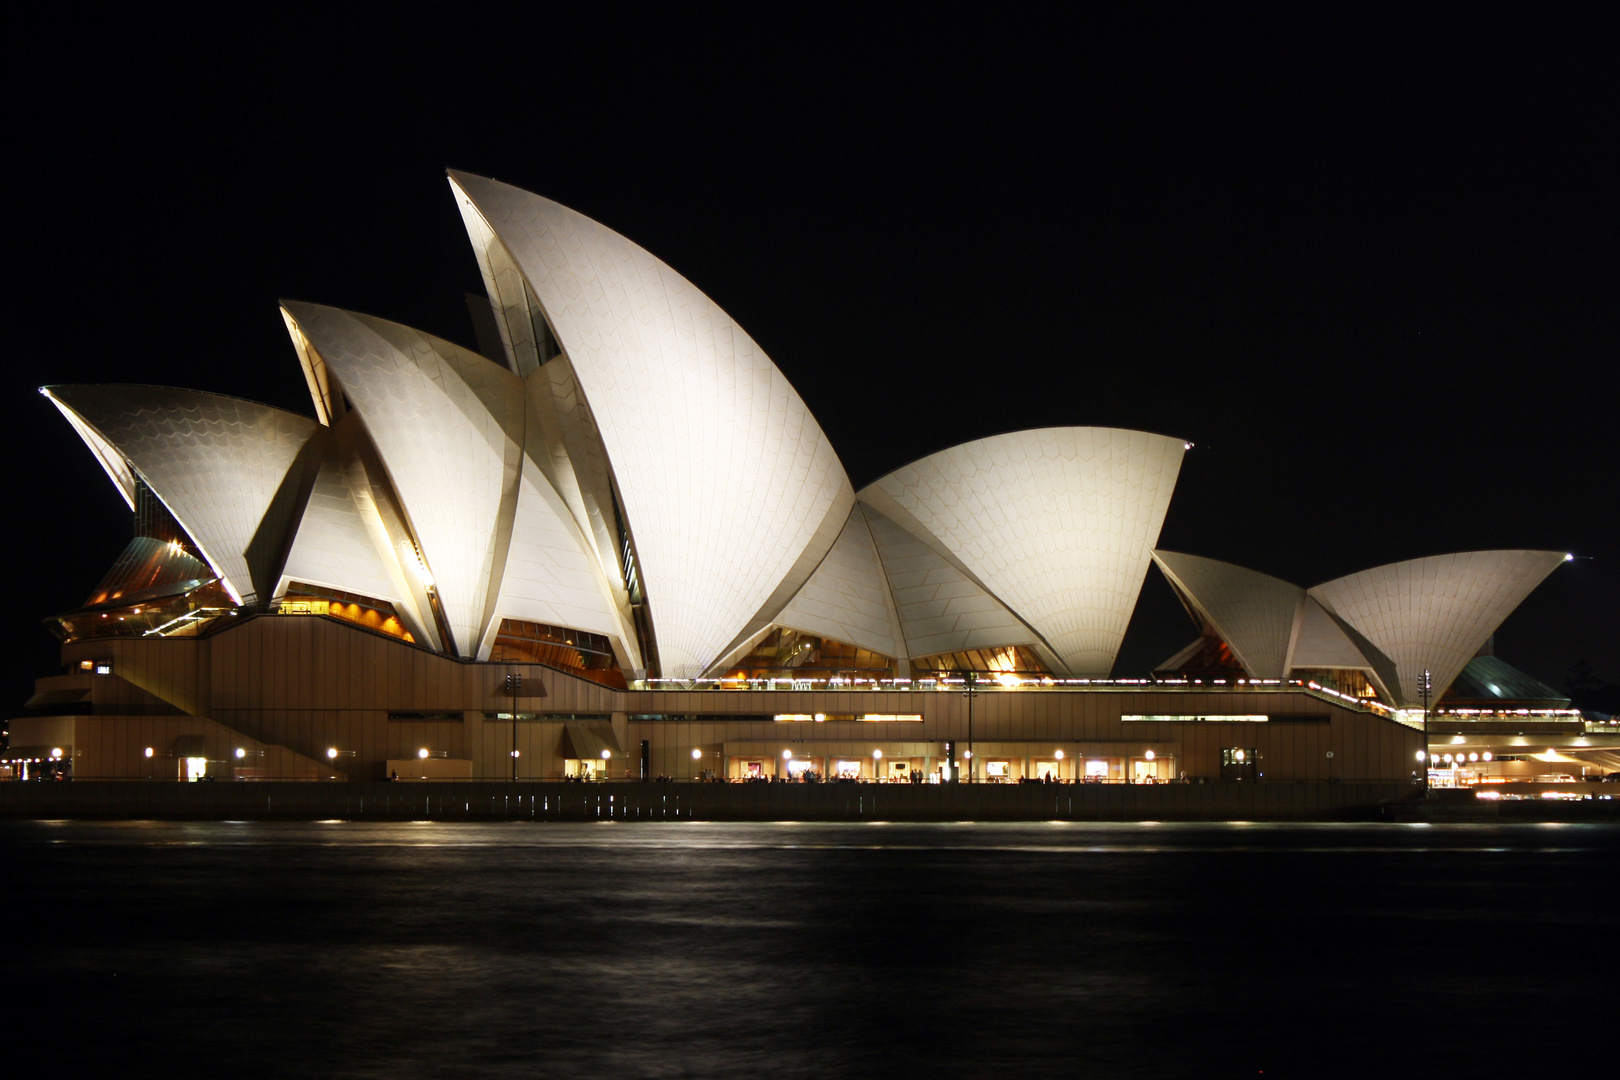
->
912, 645, 1048, 677
283, 584, 415, 643
728, 627, 894, 680
490, 619, 625, 689
1290, 668, 1383, 702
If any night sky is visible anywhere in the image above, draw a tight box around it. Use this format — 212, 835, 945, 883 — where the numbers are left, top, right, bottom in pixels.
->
8, 11, 1616, 710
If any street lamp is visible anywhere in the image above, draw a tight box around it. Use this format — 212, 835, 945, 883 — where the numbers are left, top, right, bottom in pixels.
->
1419, 667, 1433, 797
873, 747, 883, 781
961, 670, 979, 782
505, 672, 522, 782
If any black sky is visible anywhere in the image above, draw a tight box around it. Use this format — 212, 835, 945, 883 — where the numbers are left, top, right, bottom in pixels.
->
7, 9, 1616, 707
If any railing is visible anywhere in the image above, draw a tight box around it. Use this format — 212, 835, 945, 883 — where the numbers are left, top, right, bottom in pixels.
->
626, 676, 1396, 716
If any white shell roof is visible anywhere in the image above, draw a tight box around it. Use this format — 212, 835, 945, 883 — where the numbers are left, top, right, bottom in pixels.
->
279, 448, 405, 608
773, 505, 904, 660
282, 302, 525, 657
450, 171, 854, 677
1290, 597, 1382, 671
1151, 550, 1304, 679
862, 504, 1041, 661
859, 427, 1185, 676
1308, 550, 1568, 706
479, 454, 634, 658
45, 384, 317, 604
43, 389, 136, 508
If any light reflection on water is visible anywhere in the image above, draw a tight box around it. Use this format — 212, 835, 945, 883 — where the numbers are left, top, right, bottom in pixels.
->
4, 821, 1615, 1079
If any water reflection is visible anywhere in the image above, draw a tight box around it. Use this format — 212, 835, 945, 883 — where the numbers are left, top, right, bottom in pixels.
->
5, 821, 1615, 1078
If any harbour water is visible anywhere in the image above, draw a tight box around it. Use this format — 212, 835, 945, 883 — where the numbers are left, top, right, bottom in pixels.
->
4, 820, 1613, 1078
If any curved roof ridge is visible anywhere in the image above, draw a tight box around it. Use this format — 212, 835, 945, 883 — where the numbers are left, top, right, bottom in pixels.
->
43, 382, 315, 421
1308, 549, 1569, 706
44, 383, 320, 605
859, 427, 1187, 676
857, 425, 1189, 491
1150, 550, 1304, 679
449, 170, 855, 677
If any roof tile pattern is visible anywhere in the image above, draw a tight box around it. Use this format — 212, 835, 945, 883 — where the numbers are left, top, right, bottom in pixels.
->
46, 385, 316, 603
280, 451, 405, 605
1289, 597, 1379, 670
1308, 550, 1568, 706
482, 455, 629, 654
450, 172, 853, 677
774, 505, 903, 659
1152, 550, 1304, 678
861, 428, 1184, 676
284, 303, 522, 656
862, 505, 1037, 659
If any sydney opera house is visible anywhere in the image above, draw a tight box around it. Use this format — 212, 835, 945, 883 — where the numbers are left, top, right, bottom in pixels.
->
8, 172, 1603, 788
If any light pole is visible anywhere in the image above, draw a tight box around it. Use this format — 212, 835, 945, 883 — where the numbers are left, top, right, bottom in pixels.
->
1419, 667, 1432, 798
962, 670, 978, 783
505, 672, 522, 782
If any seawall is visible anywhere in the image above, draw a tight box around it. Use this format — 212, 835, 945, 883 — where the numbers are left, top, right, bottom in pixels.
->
0, 780, 1423, 822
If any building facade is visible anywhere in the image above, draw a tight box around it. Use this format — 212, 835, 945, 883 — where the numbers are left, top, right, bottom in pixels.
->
10, 171, 1596, 786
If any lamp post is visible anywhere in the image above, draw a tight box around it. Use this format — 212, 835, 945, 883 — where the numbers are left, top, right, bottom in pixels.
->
1419, 667, 1432, 798
962, 670, 978, 783
505, 672, 522, 782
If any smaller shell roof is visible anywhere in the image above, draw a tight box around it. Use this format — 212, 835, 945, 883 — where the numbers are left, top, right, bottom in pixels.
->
858, 427, 1186, 676
1151, 550, 1303, 679
1308, 549, 1568, 707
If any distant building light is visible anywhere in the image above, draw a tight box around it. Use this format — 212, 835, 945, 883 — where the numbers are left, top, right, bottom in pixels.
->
418, 748, 429, 759
327, 748, 338, 759
50, 748, 63, 759
235, 748, 246, 759
692, 748, 702, 760
144, 747, 154, 758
